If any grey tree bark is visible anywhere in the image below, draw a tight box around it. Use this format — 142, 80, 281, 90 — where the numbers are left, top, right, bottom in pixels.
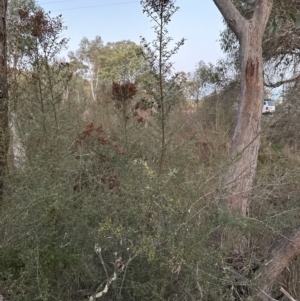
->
212, 2, 300, 300
212, 0, 272, 216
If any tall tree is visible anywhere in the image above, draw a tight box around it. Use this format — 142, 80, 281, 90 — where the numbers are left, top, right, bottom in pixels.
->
212, 2, 300, 299
186, 61, 212, 104
68, 36, 103, 102
0, 0, 8, 203
69, 39, 148, 103
213, 0, 272, 216
99, 40, 148, 84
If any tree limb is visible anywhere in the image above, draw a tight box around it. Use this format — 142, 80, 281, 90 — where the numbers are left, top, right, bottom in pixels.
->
223, 225, 300, 301
94, 245, 109, 280
264, 74, 300, 88
252, 0, 273, 36
280, 287, 297, 301
212, 0, 246, 40
258, 225, 300, 300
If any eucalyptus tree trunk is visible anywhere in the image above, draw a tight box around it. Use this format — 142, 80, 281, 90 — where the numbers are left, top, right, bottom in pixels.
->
212, 0, 272, 216
0, 0, 8, 203
210, 2, 300, 300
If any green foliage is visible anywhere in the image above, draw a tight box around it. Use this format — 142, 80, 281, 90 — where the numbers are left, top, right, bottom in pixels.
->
140, 0, 186, 175
220, 0, 300, 89
69, 38, 148, 103
99, 40, 148, 84
7, 0, 41, 64
2, 1, 300, 300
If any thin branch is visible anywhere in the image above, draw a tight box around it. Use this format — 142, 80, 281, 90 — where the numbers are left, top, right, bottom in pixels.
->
94, 245, 109, 280
119, 262, 128, 296
176, 204, 209, 232
264, 73, 300, 88
223, 266, 279, 301
258, 289, 279, 301
89, 273, 117, 301
88, 246, 137, 301
280, 287, 297, 301
246, 217, 296, 244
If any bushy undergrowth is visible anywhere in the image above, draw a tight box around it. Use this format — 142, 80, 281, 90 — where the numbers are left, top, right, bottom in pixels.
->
1, 81, 300, 300
2, 69, 300, 301
1, 22, 300, 298
2, 0, 300, 299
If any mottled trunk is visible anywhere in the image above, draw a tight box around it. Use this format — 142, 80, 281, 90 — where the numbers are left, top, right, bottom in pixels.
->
213, 0, 272, 216
0, 0, 8, 203
224, 26, 264, 216
211, 3, 300, 300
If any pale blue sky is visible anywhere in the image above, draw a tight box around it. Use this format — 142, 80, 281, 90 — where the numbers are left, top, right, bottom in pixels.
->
36, 0, 226, 73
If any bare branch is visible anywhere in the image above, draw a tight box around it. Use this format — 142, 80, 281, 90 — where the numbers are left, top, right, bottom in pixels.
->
280, 287, 297, 301
89, 246, 137, 301
94, 245, 109, 280
264, 74, 300, 88
258, 289, 279, 301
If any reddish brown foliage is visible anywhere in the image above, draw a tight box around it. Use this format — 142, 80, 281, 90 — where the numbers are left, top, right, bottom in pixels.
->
16, 7, 67, 51
76, 123, 125, 155
74, 123, 123, 192
18, 8, 49, 37
136, 116, 144, 123
112, 82, 137, 105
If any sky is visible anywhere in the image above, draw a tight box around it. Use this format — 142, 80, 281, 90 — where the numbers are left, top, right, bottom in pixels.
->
36, 0, 226, 73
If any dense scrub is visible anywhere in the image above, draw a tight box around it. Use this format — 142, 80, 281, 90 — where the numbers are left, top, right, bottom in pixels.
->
1, 71, 300, 300
1, 1, 300, 300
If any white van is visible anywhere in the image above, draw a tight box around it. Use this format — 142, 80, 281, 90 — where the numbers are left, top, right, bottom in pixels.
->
262, 99, 275, 114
